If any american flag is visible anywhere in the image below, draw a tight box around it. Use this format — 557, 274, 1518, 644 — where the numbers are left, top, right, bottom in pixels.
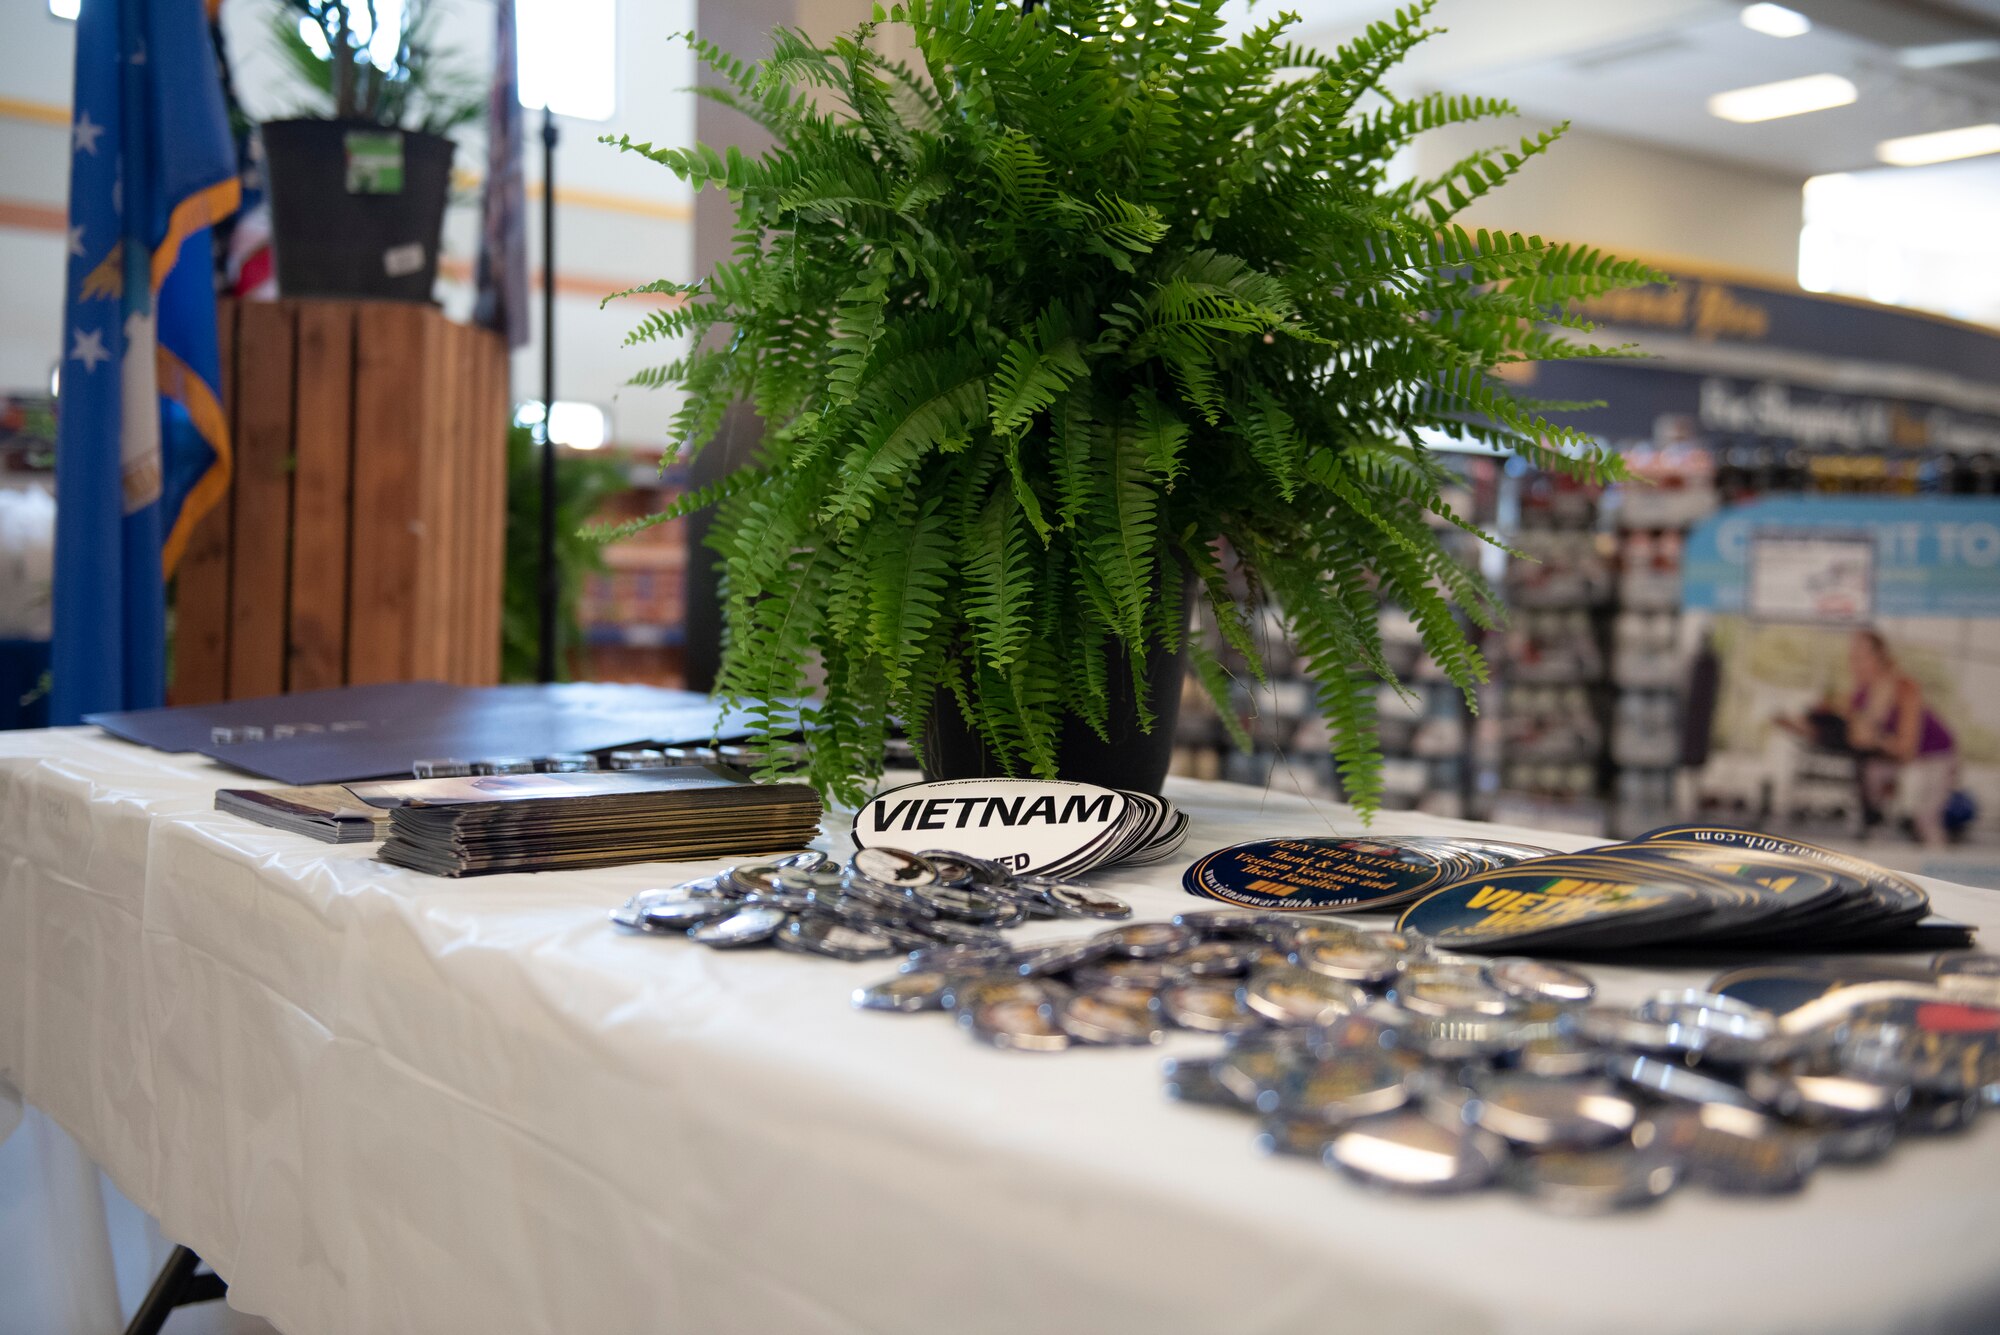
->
474, 0, 530, 349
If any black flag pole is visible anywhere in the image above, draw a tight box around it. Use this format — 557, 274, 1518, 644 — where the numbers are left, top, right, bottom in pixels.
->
536, 102, 559, 683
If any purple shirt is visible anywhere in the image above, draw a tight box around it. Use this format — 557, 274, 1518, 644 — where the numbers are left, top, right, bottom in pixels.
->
1852, 684, 1955, 756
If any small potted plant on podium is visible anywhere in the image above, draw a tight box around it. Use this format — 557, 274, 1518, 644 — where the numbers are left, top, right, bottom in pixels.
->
607, 0, 1658, 807
260, 0, 481, 301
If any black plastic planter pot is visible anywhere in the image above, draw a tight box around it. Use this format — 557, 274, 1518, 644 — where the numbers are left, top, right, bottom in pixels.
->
261, 119, 454, 302
921, 629, 1192, 796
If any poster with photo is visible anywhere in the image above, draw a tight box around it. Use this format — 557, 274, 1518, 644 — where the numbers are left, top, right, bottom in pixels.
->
1682, 497, 2000, 850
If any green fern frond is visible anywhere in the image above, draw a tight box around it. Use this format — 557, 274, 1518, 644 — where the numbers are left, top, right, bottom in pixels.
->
612, 0, 1655, 811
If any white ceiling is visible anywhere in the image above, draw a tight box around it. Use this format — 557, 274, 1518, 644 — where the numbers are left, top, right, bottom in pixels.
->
1235, 0, 2000, 183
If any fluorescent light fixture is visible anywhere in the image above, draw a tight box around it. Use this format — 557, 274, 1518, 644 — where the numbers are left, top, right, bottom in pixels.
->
548, 402, 608, 450
513, 399, 609, 449
518, 0, 617, 121
1740, 3, 1809, 38
1898, 39, 2000, 70
48, 0, 79, 18
1708, 73, 1856, 123
1876, 123, 2000, 166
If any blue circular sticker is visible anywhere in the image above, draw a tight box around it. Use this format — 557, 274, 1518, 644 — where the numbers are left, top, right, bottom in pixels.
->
1181, 837, 1466, 913
1396, 864, 1715, 949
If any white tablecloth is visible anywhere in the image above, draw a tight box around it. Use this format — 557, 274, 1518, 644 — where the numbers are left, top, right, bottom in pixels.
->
3, 727, 1999, 1335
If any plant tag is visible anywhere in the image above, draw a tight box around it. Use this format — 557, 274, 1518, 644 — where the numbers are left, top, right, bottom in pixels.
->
851, 778, 1127, 875
344, 131, 406, 194
382, 242, 426, 277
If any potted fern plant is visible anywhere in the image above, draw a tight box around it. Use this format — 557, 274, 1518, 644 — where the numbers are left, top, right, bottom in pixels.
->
603, 0, 1657, 808
261, 0, 482, 300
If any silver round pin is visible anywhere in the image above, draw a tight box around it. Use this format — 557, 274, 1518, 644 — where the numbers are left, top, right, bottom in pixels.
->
1243, 967, 1367, 1027
903, 943, 1013, 974
639, 897, 741, 930
1291, 939, 1402, 986
1013, 937, 1114, 977
914, 850, 979, 887
1394, 966, 1518, 1018
1485, 957, 1596, 1006
1174, 908, 1284, 938
1510, 1142, 1679, 1215
850, 846, 938, 888
1324, 1111, 1507, 1194
854, 971, 954, 1013
1285, 922, 1368, 950
1636, 988, 1768, 1020
919, 918, 1010, 947
777, 916, 897, 961
1652, 1104, 1818, 1194
1216, 1043, 1312, 1113
1059, 990, 1166, 1045
917, 884, 1014, 923
1389, 1010, 1526, 1062
1815, 1118, 1898, 1163
1161, 981, 1265, 1035
1257, 1113, 1341, 1158
689, 906, 789, 948
1472, 1074, 1639, 1148
1043, 884, 1134, 920
1095, 922, 1197, 959
1744, 1068, 1911, 1124
1073, 959, 1186, 991
740, 890, 814, 914
1360, 930, 1424, 956
1612, 1055, 1764, 1111
1629, 997, 1783, 1064
1513, 1035, 1606, 1080
944, 974, 1063, 1015
1174, 940, 1264, 977
1162, 1055, 1243, 1107
726, 862, 786, 896
1279, 1050, 1417, 1123
966, 996, 1070, 1052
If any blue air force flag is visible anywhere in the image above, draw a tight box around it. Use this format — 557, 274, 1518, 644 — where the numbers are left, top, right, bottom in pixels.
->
53, 0, 239, 721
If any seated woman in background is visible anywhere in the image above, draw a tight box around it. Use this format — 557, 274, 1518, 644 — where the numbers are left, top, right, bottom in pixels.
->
1782, 630, 1957, 845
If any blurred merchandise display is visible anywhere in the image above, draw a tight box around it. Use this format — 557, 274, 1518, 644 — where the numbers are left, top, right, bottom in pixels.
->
0, 394, 57, 475
2, 394, 58, 731
1170, 270, 2000, 867
1171, 465, 1497, 820
0, 484, 54, 641
575, 458, 691, 683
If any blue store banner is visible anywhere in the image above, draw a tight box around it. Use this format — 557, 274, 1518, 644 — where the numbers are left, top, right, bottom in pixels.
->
52, 0, 239, 722
1684, 497, 2000, 619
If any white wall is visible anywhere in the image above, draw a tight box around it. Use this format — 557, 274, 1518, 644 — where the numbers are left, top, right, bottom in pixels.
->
0, 0, 698, 450
1408, 118, 1805, 282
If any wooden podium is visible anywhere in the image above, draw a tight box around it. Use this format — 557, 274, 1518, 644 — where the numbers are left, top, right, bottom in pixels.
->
170, 300, 509, 705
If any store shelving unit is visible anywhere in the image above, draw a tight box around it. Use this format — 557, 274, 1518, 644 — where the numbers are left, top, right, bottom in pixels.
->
576, 454, 690, 686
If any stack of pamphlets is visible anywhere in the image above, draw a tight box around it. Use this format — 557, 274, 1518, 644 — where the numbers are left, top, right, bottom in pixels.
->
350, 767, 822, 877
214, 785, 390, 844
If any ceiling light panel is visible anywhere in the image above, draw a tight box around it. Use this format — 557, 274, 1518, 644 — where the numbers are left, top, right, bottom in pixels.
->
1876, 123, 2000, 166
1740, 4, 1811, 38
1707, 73, 1858, 123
